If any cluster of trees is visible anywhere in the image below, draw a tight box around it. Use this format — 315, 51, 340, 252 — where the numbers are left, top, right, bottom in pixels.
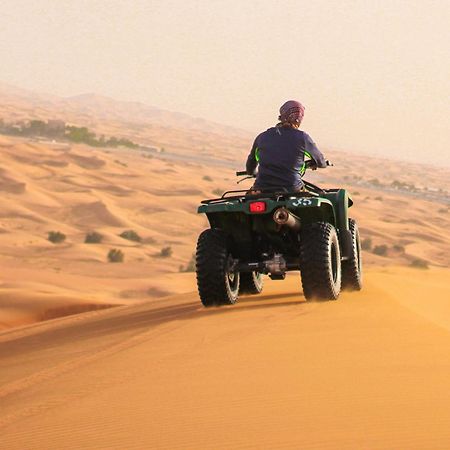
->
0, 119, 139, 149
65, 126, 139, 149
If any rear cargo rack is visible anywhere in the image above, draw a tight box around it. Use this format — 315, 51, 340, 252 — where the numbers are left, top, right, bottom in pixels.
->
201, 189, 319, 205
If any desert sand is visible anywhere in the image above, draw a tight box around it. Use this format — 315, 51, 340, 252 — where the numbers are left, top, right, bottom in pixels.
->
0, 131, 449, 329
1, 267, 450, 449
1, 84, 450, 448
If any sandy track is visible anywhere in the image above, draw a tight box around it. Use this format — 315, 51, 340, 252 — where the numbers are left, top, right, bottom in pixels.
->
1, 268, 450, 449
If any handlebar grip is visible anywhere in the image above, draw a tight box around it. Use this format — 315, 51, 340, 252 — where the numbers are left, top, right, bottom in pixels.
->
236, 171, 248, 176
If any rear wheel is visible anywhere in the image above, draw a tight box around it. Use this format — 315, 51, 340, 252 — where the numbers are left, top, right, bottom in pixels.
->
196, 229, 240, 307
341, 218, 363, 291
239, 272, 264, 295
300, 222, 341, 301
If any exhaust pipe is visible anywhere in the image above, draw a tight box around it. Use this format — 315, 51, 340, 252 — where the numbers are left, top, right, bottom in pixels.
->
273, 208, 301, 231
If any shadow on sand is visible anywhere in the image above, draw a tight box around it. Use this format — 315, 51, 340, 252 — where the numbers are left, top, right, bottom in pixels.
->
0, 291, 307, 358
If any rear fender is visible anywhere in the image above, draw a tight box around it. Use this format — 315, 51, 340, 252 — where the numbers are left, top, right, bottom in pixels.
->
199, 197, 337, 239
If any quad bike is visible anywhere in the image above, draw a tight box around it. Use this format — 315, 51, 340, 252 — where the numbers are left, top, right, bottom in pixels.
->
195, 160, 362, 306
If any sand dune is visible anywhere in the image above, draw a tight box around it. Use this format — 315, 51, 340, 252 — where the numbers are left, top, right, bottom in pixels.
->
0, 267, 449, 449
70, 201, 125, 227
0, 133, 449, 331
0, 85, 449, 448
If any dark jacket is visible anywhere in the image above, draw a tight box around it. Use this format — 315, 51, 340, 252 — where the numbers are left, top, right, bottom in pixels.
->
246, 126, 326, 190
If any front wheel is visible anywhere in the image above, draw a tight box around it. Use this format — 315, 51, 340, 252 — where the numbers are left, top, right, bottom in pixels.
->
196, 229, 240, 307
300, 222, 342, 301
239, 272, 264, 295
341, 218, 363, 291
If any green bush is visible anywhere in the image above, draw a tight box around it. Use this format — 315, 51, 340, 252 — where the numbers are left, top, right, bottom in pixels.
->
85, 231, 103, 244
373, 244, 388, 256
48, 231, 66, 244
66, 126, 97, 145
159, 246, 173, 257
108, 249, 124, 263
410, 258, 429, 269
119, 230, 142, 242
361, 237, 372, 251
66, 126, 139, 149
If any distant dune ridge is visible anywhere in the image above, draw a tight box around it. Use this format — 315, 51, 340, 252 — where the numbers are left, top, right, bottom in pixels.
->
0, 81, 250, 161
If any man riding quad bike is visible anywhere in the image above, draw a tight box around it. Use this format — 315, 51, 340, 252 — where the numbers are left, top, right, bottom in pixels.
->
195, 100, 362, 306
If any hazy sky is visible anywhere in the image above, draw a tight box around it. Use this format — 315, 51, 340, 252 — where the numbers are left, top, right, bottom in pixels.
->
1, 0, 449, 164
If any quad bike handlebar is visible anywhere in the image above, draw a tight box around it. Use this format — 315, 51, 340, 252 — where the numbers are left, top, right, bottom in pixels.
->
236, 160, 333, 177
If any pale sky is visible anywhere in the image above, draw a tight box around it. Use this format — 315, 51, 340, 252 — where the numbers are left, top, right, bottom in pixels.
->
1, 0, 449, 165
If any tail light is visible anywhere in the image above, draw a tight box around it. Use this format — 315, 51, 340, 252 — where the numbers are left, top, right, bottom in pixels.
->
249, 201, 267, 213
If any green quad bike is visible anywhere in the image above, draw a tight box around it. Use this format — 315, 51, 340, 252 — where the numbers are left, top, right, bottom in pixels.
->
195, 160, 362, 306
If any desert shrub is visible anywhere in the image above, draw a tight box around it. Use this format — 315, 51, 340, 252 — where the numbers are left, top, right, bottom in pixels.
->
361, 237, 372, 251
212, 188, 223, 196
119, 230, 142, 242
410, 258, 429, 269
203, 175, 213, 182
66, 126, 97, 144
373, 244, 388, 256
375, 196, 383, 201
159, 246, 172, 257
392, 244, 405, 253
48, 231, 66, 244
85, 231, 103, 244
180, 253, 196, 272
108, 249, 124, 263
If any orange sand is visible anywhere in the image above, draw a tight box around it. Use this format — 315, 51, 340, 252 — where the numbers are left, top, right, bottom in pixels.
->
0, 85, 449, 448
1, 267, 450, 449
0, 134, 448, 330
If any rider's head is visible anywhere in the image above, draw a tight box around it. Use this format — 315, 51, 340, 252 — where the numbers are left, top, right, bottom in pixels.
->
278, 100, 305, 128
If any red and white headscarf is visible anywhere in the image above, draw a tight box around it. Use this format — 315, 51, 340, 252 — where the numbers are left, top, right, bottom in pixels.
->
278, 100, 305, 126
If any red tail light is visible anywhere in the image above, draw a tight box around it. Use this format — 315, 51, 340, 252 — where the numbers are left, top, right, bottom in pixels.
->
249, 201, 267, 213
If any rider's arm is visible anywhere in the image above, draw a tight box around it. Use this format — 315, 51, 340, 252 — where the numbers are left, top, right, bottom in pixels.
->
246, 137, 259, 175
304, 133, 327, 168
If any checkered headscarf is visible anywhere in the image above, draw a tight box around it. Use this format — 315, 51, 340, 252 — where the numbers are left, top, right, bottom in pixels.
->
278, 100, 305, 126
